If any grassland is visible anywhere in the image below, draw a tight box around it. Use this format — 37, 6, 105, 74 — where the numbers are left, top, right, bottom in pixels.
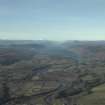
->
77, 84, 105, 105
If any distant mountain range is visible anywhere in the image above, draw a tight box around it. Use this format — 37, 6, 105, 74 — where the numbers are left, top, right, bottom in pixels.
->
0, 40, 105, 65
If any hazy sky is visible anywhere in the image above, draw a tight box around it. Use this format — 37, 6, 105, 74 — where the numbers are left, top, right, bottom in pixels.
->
0, 0, 105, 40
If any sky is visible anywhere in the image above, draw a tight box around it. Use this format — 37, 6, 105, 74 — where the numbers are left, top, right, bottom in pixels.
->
0, 0, 105, 40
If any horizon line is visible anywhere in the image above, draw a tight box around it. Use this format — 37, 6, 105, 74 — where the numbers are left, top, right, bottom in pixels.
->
0, 39, 105, 42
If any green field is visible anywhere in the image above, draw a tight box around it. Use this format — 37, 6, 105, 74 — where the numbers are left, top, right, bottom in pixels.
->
77, 84, 105, 105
